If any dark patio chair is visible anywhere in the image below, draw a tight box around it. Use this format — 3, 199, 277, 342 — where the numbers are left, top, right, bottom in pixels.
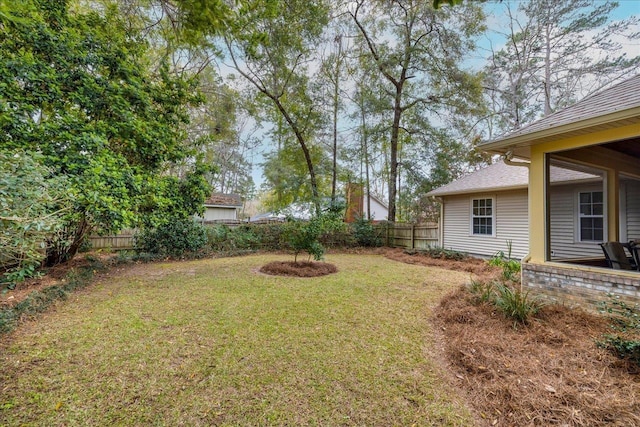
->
599, 242, 636, 270
628, 239, 640, 270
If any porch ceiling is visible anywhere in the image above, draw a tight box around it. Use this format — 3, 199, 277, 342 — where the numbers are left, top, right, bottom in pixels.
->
604, 138, 640, 160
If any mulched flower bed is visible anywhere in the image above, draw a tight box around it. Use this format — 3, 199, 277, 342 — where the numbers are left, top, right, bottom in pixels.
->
259, 261, 338, 277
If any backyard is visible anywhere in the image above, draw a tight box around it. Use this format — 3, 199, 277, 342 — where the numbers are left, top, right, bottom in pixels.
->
1, 250, 639, 426
0, 253, 474, 426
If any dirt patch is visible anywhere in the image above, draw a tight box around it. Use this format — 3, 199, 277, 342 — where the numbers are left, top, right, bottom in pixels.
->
259, 261, 338, 277
0, 252, 116, 309
433, 286, 640, 426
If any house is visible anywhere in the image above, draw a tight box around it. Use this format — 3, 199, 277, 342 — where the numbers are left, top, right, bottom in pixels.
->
248, 212, 286, 223
198, 193, 243, 222
427, 160, 601, 260
345, 183, 389, 222
477, 75, 640, 306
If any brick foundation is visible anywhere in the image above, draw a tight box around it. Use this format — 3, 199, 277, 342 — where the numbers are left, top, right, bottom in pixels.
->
522, 262, 640, 310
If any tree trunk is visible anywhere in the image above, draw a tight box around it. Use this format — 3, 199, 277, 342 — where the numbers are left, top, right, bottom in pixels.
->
272, 97, 322, 216
45, 216, 91, 267
331, 36, 343, 202
388, 85, 403, 222
543, 21, 553, 115
361, 105, 371, 220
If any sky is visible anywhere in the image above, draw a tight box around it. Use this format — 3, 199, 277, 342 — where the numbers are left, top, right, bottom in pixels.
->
477, 0, 640, 56
247, 0, 640, 189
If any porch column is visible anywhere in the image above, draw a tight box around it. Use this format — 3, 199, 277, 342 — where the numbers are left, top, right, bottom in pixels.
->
606, 169, 619, 242
528, 147, 546, 263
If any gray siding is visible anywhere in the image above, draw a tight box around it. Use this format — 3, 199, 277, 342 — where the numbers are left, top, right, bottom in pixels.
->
442, 180, 636, 261
442, 190, 528, 259
549, 183, 603, 260
625, 179, 640, 240
201, 207, 238, 221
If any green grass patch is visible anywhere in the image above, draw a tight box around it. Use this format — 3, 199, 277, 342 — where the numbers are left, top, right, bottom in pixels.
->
0, 254, 473, 426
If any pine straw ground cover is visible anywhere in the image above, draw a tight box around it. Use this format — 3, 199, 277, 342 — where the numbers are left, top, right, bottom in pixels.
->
434, 288, 640, 426
0, 254, 475, 426
380, 247, 640, 426
259, 260, 338, 277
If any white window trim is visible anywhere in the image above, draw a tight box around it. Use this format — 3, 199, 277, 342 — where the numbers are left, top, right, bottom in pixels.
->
576, 189, 605, 243
469, 196, 496, 237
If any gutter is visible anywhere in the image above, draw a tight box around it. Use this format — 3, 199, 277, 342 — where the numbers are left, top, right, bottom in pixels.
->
502, 150, 530, 168
480, 106, 640, 152
432, 196, 444, 249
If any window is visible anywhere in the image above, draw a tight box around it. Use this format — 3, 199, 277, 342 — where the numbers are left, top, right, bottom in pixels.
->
578, 191, 603, 241
472, 198, 493, 235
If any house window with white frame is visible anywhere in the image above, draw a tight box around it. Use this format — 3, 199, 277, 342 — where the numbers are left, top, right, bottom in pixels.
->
578, 191, 603, 242
472, 198, 493, 236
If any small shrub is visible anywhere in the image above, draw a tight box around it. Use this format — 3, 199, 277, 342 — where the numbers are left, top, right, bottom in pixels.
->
135, 219, 207, 257
469, 280, 497, 304
407, 247, 467, 261
597, 294, 640, 365
493, 284, 542, 325
0, 150, 69, 289
284, 218, 324, 262
489, 251, 521, 282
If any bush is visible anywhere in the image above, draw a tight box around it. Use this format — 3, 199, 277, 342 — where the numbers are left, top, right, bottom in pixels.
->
284, 218, 325, 262
207, 224, 257, 252
468, 280, 542, 326
352, 217, 382, 247
597, 294, 640, 365
135, 219, 207, 257
318, 214, 356, 248
494, 284, 542, 325
0, 151, 68, 290
251, 223, 288, 250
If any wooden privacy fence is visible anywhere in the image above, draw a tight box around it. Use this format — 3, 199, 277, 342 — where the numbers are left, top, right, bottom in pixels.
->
88, 228, 136, 250
376, 222, 440, 249
87, 221, 440, 251
87, 221, 285, 250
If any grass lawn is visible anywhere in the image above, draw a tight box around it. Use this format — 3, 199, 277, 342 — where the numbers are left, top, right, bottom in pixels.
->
1, 254, 474, 426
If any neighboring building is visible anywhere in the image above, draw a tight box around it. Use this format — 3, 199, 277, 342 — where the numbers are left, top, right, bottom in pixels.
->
198, 193, 243, 222
345, 183, 389, 222
248, 212, 286, 222
478, 74, 640, 306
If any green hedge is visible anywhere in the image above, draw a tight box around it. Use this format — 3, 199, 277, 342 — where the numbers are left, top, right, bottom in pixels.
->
205, 219, 381, 254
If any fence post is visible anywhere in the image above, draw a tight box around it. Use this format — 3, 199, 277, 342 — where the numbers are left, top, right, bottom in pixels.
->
411, 224, 415, 249
386, 223, 391, 247
385, 223, 389, 247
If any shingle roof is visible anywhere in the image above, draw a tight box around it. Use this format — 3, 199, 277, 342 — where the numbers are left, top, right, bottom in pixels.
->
481, 74, 640, 151
510, 75, 639, 135
204, 193, 243, 207
426, 160, 597, 197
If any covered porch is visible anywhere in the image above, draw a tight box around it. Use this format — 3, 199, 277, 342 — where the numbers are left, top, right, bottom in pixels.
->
481, 75, 640, 308
546, 138, 640, 268
526, 136, 640, 306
